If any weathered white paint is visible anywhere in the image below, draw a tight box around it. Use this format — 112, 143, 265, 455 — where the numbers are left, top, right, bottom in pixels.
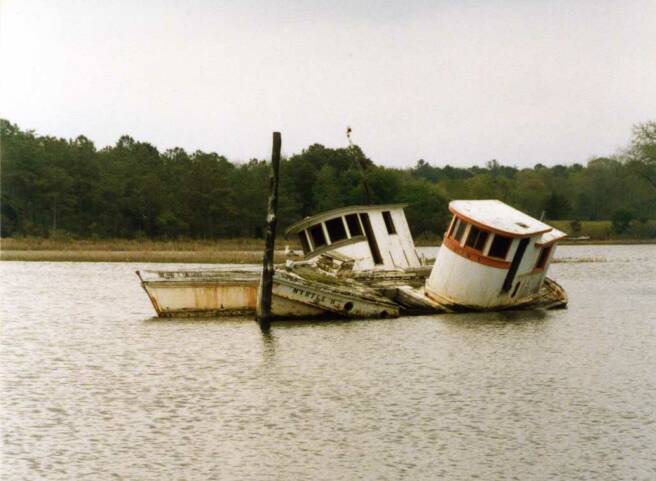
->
450, 200, 553, 236
286, 204, 421, 272
270, 271, 400, 318
137, 269, 260, 317
144, 282, 257, 316
426, 200, 566, 309
334, 241, 377, 270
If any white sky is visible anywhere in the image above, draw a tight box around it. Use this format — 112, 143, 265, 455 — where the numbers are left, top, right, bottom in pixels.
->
1, 0, 655, 167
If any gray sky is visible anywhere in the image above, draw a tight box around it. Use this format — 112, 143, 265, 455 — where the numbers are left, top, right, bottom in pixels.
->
2, 0, 655, 167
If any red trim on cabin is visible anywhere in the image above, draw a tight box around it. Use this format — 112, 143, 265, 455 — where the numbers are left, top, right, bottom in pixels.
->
448, 207, 551, 238
443, 236, 512, 269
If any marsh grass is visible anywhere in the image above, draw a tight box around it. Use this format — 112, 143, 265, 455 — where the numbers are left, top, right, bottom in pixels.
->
1, 237, 270, 251
0, 237, 294, 263
551, 220, 656, 241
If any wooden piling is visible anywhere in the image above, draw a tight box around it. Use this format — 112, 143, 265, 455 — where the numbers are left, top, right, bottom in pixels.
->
256, 132, 281, 330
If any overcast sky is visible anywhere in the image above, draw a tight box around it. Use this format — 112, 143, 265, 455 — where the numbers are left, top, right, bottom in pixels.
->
2, 0, 655, 167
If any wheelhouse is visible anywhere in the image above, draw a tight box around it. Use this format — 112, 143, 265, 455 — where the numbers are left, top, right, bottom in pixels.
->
426, 200, 567, 308
286, 204, 421, 271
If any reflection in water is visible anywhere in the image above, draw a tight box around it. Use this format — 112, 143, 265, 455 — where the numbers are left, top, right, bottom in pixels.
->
1, 245, 655, 481
440, 308, 549, 326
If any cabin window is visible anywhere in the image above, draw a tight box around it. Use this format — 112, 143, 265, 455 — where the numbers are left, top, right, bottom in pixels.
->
382, 211, 396, 234
326, 217, 347, 243
447, 216, 458, 238
535, 245, 552, 269
488, 234, 512, 260
454, 220, 467, 243
465, 226, 489, 252
298, 231, 311, 254
308, 224, 327, 248
345, 213, 362, 237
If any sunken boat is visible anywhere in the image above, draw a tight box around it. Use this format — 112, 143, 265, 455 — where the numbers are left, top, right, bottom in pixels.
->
136, 204, 429, 317
424, 200, 568, 311
137, 201, 567, 319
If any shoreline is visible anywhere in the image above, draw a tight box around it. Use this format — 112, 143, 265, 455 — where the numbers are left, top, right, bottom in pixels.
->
0, 250, 288, 263
1, 239, 654, 263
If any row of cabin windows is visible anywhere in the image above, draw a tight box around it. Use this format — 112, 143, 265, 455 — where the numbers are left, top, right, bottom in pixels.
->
447, 216, 512, 260
448, 215, 553, 269
297, 211, 395, 255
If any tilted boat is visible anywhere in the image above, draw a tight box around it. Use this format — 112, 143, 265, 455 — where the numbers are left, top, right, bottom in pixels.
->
136, 268, 259, 318
137, 201, 568, 319
424, 200, 568, 311
138, 204, 429, 318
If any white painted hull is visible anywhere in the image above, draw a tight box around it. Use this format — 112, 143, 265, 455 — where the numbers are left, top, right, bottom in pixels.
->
270, 271, 400, 319
137, 265, 566, 319
137, 269, 259, 318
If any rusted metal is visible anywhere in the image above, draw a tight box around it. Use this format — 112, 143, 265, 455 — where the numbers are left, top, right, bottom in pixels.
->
137, 269, 259, 318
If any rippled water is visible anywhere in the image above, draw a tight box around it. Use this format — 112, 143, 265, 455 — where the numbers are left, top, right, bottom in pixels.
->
1, 245, 655, 480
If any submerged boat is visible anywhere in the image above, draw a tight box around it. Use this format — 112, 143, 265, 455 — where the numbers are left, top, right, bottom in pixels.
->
136, 268, 259, 318
138, 204, 429, 317
425, 200, 568, 311
137, 201, 567, 319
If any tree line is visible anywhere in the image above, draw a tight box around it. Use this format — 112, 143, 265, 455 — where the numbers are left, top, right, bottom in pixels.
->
1, 118, 655, 240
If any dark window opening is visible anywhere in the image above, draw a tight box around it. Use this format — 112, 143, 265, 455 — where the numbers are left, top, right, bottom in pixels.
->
474, 230, 489, 251
454, 220, 467, 243
536, 246, 551, 269
308, 224, 326, 248
502, 237, 529, 292
326, 217, 347, 243
465, 226, 480, 248
345, 213, 362, 237
465, 226, 489, 252
298, 232, 311, 254
488, 234, 512, 259
360, 213, 383, 265
382, 211, 396, 234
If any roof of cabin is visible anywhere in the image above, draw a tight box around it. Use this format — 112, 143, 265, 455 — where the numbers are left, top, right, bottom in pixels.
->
450, 200, 554, 237
286, 204, 408, 235
536, 228, 568, 246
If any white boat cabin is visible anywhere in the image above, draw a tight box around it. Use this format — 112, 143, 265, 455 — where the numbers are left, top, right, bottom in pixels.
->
286, 204, 422, 271
425, 200, 567, 309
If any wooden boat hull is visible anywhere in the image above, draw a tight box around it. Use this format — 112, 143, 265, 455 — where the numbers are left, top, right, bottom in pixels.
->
137, 267, 566, 319
424, 276, 568, 312
137, 269, 259, 318
269, 271, 400, 319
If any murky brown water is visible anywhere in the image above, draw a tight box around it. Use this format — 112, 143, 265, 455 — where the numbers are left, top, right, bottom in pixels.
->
1, 245, 655, 480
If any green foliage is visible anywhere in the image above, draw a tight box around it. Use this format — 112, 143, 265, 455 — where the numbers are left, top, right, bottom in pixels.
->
611, 209, 634, 234
1, 118, 655, 240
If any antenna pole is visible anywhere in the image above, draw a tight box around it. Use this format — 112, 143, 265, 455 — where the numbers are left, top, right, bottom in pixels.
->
347, 127, 371, 204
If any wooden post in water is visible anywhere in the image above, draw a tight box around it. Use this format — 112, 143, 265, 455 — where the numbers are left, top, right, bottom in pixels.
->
256, 131, 281, 330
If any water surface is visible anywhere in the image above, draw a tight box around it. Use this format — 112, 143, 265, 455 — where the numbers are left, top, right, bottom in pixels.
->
1, 245, 655, 480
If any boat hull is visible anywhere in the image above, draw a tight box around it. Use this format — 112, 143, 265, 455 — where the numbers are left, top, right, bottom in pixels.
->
137, 269, 259, 318
270, 271, 400, 319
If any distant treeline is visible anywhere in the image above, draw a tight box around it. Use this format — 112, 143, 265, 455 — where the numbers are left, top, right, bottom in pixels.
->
1, 118, 655, 240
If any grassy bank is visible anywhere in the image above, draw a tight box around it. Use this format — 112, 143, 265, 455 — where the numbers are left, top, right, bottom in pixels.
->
415, 220, 656, 245
0, 237, 291, 263
2, 227, 654, 263
550, 220, 656, 241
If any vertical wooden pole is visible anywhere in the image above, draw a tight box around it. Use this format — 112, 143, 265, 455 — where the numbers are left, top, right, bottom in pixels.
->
256, 132, 281, 330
